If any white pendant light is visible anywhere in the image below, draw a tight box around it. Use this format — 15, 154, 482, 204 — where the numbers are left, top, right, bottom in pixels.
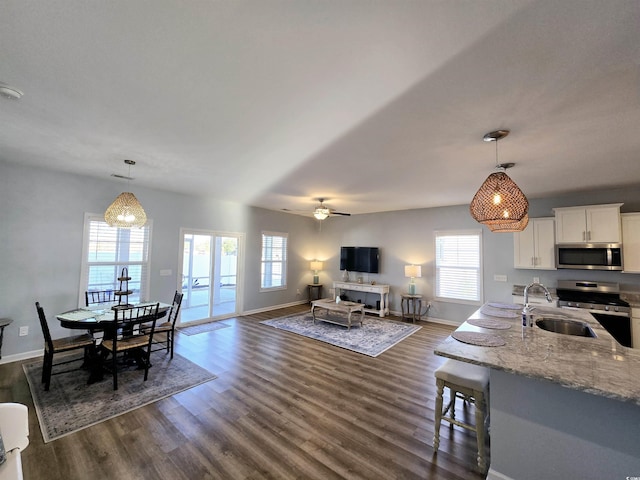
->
469, 130, 528, 230
104, 160, 147, 228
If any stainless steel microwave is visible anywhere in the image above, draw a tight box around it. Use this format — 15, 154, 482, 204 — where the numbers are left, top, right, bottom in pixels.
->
555, 243, 623, 270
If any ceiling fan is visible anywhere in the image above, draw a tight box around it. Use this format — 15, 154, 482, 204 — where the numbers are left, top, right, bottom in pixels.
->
313, 198, 351, 220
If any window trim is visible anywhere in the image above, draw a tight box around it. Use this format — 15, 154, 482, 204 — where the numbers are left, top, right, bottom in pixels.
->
260, 231, 288, 292
434, 229, 483, 306
78, 213, 153, 307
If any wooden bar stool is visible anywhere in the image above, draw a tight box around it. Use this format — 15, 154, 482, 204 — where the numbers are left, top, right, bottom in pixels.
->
433, 359, 490, 472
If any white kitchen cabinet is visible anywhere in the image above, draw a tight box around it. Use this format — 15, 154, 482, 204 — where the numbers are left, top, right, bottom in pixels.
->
513, 217, 556, 269
554, 204, 622, 244
622, 213, 640, 273
632, 308, 640, 349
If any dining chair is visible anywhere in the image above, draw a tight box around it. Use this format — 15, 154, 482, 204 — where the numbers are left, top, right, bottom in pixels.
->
35, 302, 95, 391
85, 289, 116, 307
100, 303, 160, 390
149, 291, 183, 359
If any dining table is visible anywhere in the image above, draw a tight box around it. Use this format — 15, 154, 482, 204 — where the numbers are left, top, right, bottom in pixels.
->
56, 301, 171, 383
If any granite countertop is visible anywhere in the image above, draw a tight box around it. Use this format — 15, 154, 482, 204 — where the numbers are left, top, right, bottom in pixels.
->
434, 302, 640, 406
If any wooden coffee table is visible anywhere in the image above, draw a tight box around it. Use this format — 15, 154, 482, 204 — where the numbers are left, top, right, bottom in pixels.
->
310, 299, 365, 330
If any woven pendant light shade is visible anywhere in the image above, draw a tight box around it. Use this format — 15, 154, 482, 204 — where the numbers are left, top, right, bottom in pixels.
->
104, 192, 147, 228
469, 171, 529, 225
470, 129, 528, 227
488, 214, 529, 233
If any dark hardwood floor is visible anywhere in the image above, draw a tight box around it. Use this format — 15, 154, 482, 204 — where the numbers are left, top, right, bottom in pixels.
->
0, 305, 487, 479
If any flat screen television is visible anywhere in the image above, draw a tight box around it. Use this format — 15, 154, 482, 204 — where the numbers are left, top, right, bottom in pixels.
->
340, 247, 380, 273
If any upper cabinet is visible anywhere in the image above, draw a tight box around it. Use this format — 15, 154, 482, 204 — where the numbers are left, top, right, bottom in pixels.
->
553, 204, 623, 244
622, 213, 640, 273
514, 217, 556, 269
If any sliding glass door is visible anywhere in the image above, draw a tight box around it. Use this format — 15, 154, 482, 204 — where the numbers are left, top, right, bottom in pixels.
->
179, 229, 243, 324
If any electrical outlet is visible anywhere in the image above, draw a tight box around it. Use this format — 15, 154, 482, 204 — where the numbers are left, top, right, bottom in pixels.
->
296, 289, 301, 295
533, 277, 540, 283
19, 326, 28, 336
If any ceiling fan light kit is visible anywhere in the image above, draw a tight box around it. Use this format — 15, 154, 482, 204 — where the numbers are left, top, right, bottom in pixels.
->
313, 208, 330, 220
313, 198, 350, 220
469, 129, 529, 231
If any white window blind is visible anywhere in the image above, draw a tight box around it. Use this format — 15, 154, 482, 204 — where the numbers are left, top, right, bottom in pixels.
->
435, 230, 482, 304
261, 231, 287, 290
80, 213, 152, 306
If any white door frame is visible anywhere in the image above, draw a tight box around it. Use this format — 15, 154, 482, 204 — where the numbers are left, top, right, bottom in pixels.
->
177, 228, 245, 326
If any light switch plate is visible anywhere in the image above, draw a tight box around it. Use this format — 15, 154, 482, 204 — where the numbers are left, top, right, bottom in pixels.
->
160, 269, 172, 276
494, 274, 508, 282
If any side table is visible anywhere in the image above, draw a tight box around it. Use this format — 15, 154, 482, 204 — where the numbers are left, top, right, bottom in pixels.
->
0, 318, 13, 360
307, 284, 323, 303
401, 294, 423, 323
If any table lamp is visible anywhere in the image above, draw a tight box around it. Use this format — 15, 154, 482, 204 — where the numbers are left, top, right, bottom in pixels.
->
405, 265, 421, 295
310, 261, 323, 284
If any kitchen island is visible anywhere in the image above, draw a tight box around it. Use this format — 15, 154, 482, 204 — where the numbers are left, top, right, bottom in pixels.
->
435, 303, 640, 480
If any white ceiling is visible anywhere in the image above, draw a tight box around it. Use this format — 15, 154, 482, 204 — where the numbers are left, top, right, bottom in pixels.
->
1, 1, 639, 217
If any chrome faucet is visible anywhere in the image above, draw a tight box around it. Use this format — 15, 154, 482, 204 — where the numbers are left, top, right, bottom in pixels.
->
522, 282, 553, 327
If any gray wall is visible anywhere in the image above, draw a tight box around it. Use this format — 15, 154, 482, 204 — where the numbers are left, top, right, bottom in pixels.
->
316, 187, 640, 325
0, 161, 321, 360
2, 159, 640, 361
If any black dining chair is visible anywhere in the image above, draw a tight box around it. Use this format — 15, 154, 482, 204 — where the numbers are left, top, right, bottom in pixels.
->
149, 291, 183, 359
85, 289, 116, 307
35, 302, 95, 391
100, 303, 160, 390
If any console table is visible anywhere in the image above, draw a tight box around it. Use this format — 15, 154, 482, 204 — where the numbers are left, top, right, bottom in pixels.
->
333, 281, 390, 317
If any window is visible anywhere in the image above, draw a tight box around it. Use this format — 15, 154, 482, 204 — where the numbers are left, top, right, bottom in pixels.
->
79, 213, 152, 306
435, 230, 482, 304
261, 231, 287, 290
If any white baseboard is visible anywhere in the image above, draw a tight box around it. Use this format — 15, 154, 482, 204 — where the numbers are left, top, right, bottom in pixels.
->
486, 467, 514, 480
0, 349, 42, 366
241, 300, 308, 317
426, 316, 462, 327
388, 311, 460, 327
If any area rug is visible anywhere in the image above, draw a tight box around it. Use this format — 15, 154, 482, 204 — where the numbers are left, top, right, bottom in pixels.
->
23, 351, 216, 443
179, 321, 231, 336
260, 313, 421, 357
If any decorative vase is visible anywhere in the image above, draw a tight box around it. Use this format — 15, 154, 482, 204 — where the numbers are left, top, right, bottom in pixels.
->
342, 270, 350, 282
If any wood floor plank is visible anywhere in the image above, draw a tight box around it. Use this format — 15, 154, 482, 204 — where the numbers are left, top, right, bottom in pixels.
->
3, 305, 488, 479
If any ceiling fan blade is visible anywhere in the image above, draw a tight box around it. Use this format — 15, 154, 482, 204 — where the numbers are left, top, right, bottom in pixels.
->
331, 211, 351, 216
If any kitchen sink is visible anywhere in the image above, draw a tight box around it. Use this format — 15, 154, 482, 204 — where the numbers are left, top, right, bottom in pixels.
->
535, 317, 596, 338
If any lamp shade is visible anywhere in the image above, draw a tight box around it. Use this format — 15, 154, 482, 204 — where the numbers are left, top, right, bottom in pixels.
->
488, 214, 529, 233
104, 192, 147, 228
404, 265, 422, 278
310, 261, 323, 271
470, 171, 528, 225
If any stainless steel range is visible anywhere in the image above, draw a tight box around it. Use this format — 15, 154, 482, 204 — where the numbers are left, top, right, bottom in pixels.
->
556, 280, 631, 347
